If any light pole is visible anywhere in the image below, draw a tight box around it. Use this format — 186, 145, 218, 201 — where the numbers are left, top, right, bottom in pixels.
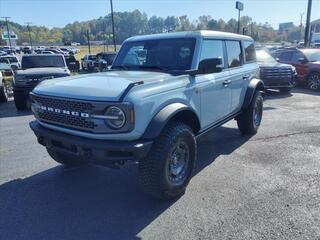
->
236, 1, 244, 34
87, 29, 91, 54
304, 0, 312, 47
110, 0, 116, 51
25, 22, 33, 47
300, 13, 304, 40
1, 17, 12, 49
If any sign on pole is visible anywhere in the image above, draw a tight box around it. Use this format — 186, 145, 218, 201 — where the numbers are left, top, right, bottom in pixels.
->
1, 31, 18, 40
236, 1, 244, 11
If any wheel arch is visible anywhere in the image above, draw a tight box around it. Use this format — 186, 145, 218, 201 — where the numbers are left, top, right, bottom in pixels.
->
142, 103, 201, 139
242, 78, 264, 109
306, 70, 320, 79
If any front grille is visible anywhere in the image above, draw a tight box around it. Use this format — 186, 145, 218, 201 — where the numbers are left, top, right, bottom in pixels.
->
31, 95, 96, 130
260, 67, 293, 81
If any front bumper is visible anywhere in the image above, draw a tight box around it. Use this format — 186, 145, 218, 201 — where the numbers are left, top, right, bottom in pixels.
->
263, 74, 297, 89
30, 121, 153, 165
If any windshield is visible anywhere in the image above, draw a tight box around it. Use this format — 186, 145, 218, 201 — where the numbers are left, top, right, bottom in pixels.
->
21, 55, 66, 69
88, 55, 96, 60
1, 57, 18, 63
112, 38, 196, 71
302, 50, 320, 62
256, 50, 277, 64
102, 54, 116, 65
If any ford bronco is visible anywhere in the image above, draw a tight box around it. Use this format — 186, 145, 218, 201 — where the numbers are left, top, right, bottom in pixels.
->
13, 54, 70, 110
29, 31, 264, 200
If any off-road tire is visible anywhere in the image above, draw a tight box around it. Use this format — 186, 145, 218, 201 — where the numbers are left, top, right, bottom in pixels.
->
237, 91, 263, 134
14, 91, 28, 110
307, 72, 320, 91
0, 85, 8, 103
139, 122, 196, 200
279, 87, 292, 93
47, 148, 87, 167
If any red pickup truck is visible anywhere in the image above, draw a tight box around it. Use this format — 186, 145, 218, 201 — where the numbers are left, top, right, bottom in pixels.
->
273, 48, 320, 91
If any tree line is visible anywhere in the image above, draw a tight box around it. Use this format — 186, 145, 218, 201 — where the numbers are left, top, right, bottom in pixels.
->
0, 9, 304, 45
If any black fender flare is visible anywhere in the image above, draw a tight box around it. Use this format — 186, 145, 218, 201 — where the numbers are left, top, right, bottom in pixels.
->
242, 78, 265, 109
142, 103, 200, 140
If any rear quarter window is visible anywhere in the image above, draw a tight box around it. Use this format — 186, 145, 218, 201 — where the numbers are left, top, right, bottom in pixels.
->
243, 41, 256, 62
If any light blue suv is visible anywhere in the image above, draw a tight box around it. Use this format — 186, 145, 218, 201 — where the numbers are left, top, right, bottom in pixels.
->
30, 31, 264, 200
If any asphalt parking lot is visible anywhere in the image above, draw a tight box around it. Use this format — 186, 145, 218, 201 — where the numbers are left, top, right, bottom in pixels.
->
0, 88, 319, 240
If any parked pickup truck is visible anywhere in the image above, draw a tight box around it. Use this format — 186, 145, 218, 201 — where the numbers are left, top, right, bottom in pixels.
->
29, 31, 264, 200
13, 54, 70, 110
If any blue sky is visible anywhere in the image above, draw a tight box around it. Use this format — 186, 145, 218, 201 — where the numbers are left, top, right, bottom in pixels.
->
0, 0, 319, 29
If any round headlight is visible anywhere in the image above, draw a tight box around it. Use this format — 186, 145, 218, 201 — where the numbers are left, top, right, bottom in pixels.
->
105, 106, 126, 129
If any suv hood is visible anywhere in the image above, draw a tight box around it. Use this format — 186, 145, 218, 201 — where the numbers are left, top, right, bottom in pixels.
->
258, 62, 293, 68
16, 67, 69, 77
33, 70, 173, 101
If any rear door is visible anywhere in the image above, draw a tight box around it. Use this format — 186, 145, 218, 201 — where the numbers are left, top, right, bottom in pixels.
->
289, 51, 309, 80
225, 40, 247, 112
197, 39, 231, 128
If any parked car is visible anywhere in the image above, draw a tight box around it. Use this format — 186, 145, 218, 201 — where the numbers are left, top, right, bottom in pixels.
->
45, 48, 67, 55
81, 54, 97, 71
22, 46, 33, 54
95, 52, 117, 71
0, 55, 21, 71
65, 55, 80, 72
35, 46, 46, 51
37, 50, 55, 54
71, 41, 80, 46
14, 47, 21, 54
29, 31, 264, 200
2, 46, 16, 54
13, 54, 70, 110
256, 50, 296, 92
0, 50, 7, 56
0, 58, 13, 77
0, 71, 9, 102
69, 47, 80, 54
274, 48, 320, 91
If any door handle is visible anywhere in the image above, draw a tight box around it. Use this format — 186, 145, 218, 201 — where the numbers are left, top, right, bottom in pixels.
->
222, 80, 232, 87
243, 75, 250, 80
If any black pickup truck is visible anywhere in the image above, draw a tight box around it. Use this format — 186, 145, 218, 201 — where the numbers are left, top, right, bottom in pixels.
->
13, 54, 71, 110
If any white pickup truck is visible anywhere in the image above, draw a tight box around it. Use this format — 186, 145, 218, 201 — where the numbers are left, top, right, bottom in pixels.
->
0, 71, 9, 102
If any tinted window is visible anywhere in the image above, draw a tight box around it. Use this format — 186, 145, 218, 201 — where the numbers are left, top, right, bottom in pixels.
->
21, 55, 66, 69
243, 41, 256, 62
102, 54, 116, 65
226, 41, 242, 68
113, 38, 196, 71
279, 52, 292, 61
200, 39, 224, 66
291, 51, 305, 63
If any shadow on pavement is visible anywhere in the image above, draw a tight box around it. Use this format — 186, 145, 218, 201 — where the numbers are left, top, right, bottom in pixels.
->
292, 87, 320, 97
0, 99, 32, 118
264, 89, 293, 100
0, 126, 251, 240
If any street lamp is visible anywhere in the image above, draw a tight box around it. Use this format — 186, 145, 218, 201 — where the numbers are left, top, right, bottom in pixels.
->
236, 1, 244, 34
25, 22, 33, 48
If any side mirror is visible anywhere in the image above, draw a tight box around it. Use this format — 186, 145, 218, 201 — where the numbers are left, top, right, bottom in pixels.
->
275, 58, 280, 62
298, 57, 308, 64
198, 58, 223, 74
